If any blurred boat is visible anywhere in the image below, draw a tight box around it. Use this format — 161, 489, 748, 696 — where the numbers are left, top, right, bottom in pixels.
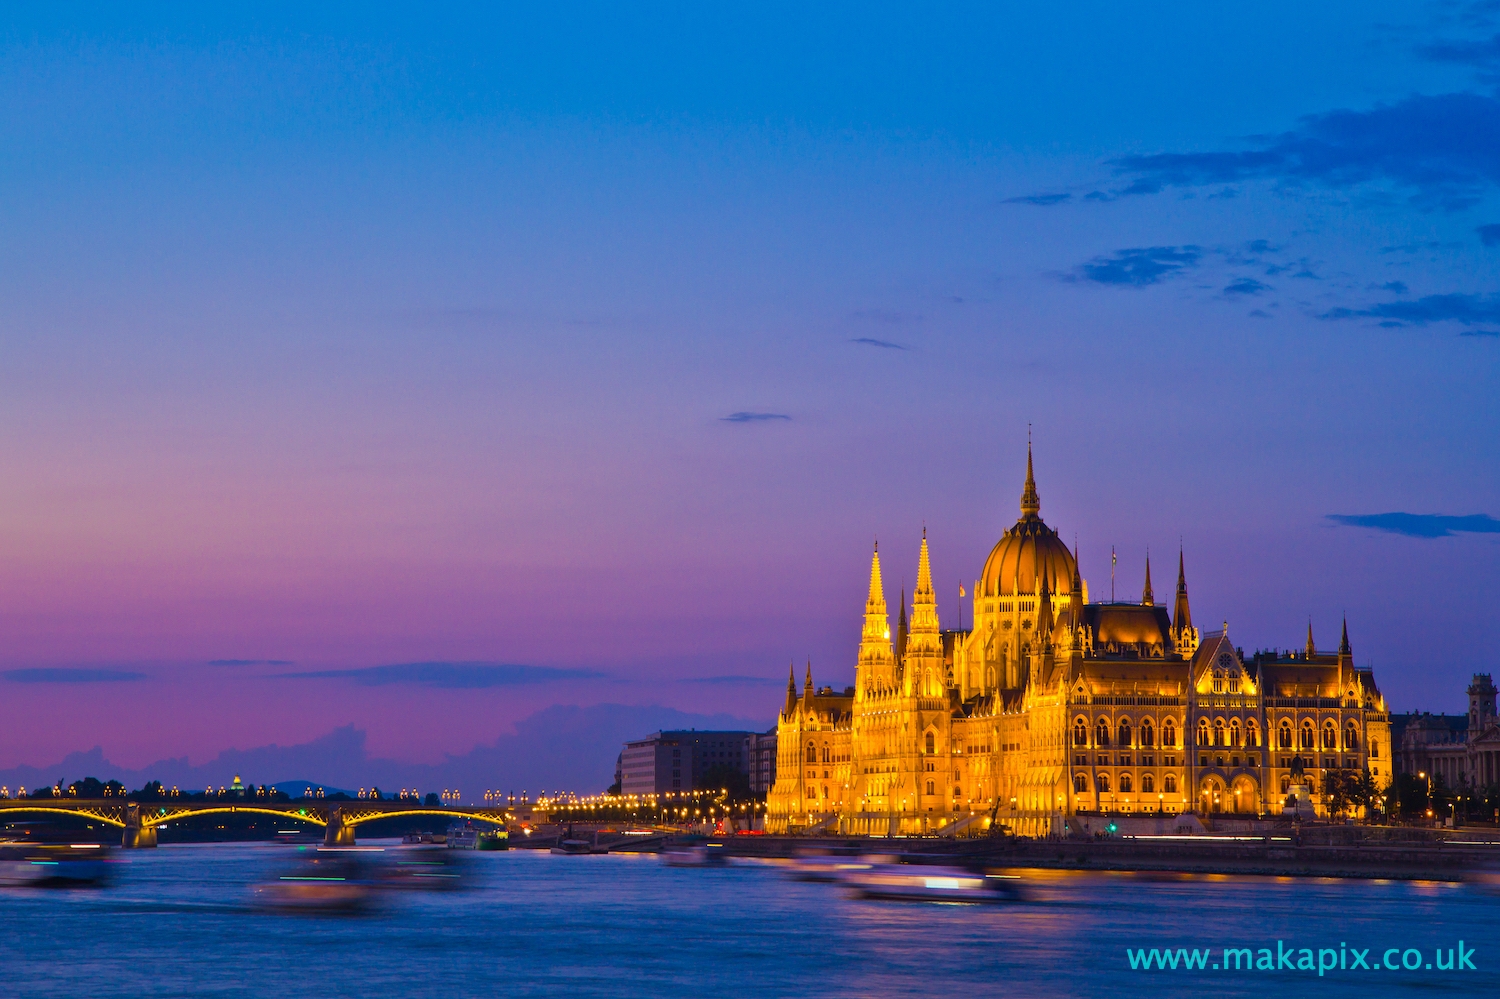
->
844, 863, 1022, 903
251, 851, 375, 912
785, 853, 872, 883
444, 822, 508, 850
0, 843, 113, 887
659, 844, 729, 867
379, 845, 465, 890
550, 839, 596, 855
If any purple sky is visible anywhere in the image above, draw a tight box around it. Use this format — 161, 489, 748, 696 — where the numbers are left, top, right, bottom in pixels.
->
1, 4, 1498, 794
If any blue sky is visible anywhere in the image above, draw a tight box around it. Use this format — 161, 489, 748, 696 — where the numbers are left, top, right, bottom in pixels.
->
0, 3, 1496, 790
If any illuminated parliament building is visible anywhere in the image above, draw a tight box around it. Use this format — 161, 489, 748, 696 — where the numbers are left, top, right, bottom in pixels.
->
765, 449, 1391, 837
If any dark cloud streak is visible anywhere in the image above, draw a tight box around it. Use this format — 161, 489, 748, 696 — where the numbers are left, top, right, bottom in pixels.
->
277, 662, 607, 689
1327, 513, 1500, 538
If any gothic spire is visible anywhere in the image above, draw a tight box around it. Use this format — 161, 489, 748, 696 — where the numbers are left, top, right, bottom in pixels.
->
1141, 552, 1154, 606
1172, 546, 1193, 635
1020, 440, 1040, 518
857, 543, 896, 686
804, 661, 813, 697
1340, 617, 1351, 658
784, 662, 797, 714
1306, 619, 1316, 658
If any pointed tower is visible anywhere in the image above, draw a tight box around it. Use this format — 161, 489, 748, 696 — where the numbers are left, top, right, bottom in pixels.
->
1339, 618, 1352, 663
1020, 441, 1040, 518
1305, 620, 1316, 658
1171, 547, 1198, 656
856, 543, 897, 690
1141, 553, 1154, 606
804, 661, 814, 699
1070, 540, 1084, 630
784, 662, 797, 716
906, 528, 944, 697
896, 588, 909, 663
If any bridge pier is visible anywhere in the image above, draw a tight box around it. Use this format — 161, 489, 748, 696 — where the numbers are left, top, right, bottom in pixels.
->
324, 807, 356, 846
122, 803, 158, 848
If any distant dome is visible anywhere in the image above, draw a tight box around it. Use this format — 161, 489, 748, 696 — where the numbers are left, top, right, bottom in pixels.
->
979, 447, 1079, 598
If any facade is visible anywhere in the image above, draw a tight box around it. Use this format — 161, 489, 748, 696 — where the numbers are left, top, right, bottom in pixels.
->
748, 730, 779, 797
766, 448, 1392, 836
619, 730, 761, 796
1392, 674, 1500, 789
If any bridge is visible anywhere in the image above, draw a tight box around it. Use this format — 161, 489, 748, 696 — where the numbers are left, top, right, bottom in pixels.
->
0, 798, 511, 847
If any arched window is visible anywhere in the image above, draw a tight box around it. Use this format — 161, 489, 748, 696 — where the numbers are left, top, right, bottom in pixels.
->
1247, 720, 1261, 747
1229, 719, 1242, 747
1119, 773, 1133, 793
806, 745, 817, 763
1097, 773, 1111, 794
925, 732, 935, 754
1163, 774, 1178, 793
1300, 720, 1315, 749
926, 780, 934, 795
1096, 720, 1110, 747
1279, 720, 1293, 748
1074, 719, 1088, 746
1118, 720, 1132, 748
1345, 723, 1359, 751
1213, 718, 1226, 747
1213, 669, 1225, 694
1074, 773, 1088, 793
1322, 722, 1337, 750
1142, 773, 1155, 793
1280, 775, 1291, 794
1140, 721, 1155, 747
1162, 721, 1177, 748
1197, 719, 1210, 747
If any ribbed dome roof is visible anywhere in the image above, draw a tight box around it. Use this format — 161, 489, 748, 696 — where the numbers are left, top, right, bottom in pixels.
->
980, 447, 1079, 598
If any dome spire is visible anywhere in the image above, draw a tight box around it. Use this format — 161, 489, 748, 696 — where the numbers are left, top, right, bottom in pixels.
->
1306, 619, 1316, 658
1141, 550, 1154, 606
1020, 438, 1040, 517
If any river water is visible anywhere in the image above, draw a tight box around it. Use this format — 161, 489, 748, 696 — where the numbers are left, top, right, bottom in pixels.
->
4, 843, 1496, 997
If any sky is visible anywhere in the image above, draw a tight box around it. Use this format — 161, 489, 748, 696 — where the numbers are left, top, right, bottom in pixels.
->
1, 3, 1498, 795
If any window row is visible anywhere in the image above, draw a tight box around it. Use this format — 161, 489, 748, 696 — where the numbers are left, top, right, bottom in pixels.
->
1075, 772, 1178, 795
1074, 718, 1178, 748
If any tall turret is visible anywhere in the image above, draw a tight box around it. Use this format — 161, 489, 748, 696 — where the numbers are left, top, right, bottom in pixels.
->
856, 543, 897, 689
896, 588, 909, 663
1305, 620, 1316, 658
784, 662, 797, 715
1468, 674, 1497, 734
804, 661, 814, 699
1171, 547, 1198, 656
1020, 441, 1040, 517
906, 529, 944, 697
1141, 553, 1154, 606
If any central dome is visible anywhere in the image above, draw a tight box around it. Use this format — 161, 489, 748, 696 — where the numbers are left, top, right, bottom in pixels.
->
979, 447, 1079, 598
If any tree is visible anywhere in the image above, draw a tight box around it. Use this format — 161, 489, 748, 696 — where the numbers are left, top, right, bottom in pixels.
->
697, 763, 753, 803
424, 792, 442, 807
1323, 770, 1352, 819
130, 781, 165, 800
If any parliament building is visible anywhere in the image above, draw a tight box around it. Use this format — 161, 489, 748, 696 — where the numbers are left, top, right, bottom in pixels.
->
765, 449, 1392, 836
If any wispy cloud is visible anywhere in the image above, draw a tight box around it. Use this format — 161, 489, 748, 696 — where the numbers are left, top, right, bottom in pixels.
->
3, 668, 146, 683
1327, 513, 1500, 538
720, 412, 791, 423
1222, 277, 1270, 296
1321, 292, 1500, 328
208, 659, 295, 666
1101, 93, 1500, 211
849, 337, 907, 350
1067, 246, 1202, 287
1003, 192, 1071, 206
277, 662, 607, 689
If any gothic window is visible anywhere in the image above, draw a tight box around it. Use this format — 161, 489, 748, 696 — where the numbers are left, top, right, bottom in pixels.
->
1142, 773, 1155, 793
1074, 773, 1088, 793
1322, 722, 1337, 749
1213, 719, 1226, 747
1096, 720, 1110, 747
926, 780, 935, 795
1213, 670, 1224, 694
1163, 774, 1178, 793
1074, 719, 1089, 746
1229, 719, 1242, 747
1197, 719, 1210, 748
1097, 773, 1111, 794
1345, 723, 1359, 751
821, 746, 830, 763
1162, 721, 1177, 748
806, 745, 817, 763
1300, 720, 1315, 750
1247, 720, 1261, 747
1279, 721, 1293, 748
1118, 720, 1132, 748
1280, 775, 1291, 794
1119, 773, 1133, 793
925, 732, 935, 754
1139, 721, 1154, 747
986, 667, 996, 688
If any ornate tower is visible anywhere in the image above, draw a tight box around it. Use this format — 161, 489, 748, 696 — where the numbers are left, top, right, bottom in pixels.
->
1469, 674, 1497, 735
1171, 547, 1198, 656
856, 543, 896, 691
1141, 554, 1154, 606
906, 529, 944, 697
